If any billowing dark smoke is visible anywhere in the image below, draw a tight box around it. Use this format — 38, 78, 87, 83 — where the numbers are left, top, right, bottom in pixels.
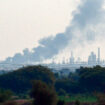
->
66, 0, 105, 43
73, 0, 104, 28
4, 0, 105, 64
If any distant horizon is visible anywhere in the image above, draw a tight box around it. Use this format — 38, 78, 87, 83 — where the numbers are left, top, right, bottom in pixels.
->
0, 47, 103, 64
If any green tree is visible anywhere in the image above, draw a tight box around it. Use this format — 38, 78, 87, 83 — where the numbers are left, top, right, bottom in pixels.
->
0, 89, 13, 103
31, 80, 57, 105
58, 89, 66, 96
78, 66, 105, 92
0, 65, 55, 93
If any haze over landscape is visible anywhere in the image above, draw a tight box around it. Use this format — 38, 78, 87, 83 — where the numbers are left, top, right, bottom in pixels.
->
1, 0, 105, 63
1, 1, 105, 105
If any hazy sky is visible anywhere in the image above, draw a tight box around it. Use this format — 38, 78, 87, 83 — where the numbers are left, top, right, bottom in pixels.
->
1, 0, 105, 63
0, 0, 80, 60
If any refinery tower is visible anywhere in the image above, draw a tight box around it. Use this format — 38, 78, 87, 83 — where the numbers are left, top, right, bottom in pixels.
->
97, 48, 100, 64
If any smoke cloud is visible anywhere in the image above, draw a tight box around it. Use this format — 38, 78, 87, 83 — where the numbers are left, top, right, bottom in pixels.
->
4, 0, 105, 64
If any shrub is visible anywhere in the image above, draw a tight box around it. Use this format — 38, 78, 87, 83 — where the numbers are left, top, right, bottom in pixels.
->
57, 100, 65, 105
75, 100, 81, 105
0, 89, 13, 103
96, 93, 105, 105
31, 80, 57, 105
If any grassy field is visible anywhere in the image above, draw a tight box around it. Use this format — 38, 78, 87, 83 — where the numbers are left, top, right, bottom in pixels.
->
59, 95, 97, 103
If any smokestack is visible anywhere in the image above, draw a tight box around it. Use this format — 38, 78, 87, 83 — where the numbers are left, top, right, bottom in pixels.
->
71, 51, 73, 57
97, 47, 100, 64
70, 51, 74, 64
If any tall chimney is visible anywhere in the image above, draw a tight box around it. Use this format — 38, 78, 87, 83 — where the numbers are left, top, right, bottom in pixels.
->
98, 47, 100, 64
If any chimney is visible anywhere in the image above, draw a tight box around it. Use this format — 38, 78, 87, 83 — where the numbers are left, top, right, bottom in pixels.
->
97, 47, 100, 64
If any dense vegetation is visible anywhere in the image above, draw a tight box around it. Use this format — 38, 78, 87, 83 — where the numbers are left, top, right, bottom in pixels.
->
0, 65, 55, 93
56, 65, 105, 94
0, 65, 105, 105
31, 80, 57, 105
0, 65, 105, 95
